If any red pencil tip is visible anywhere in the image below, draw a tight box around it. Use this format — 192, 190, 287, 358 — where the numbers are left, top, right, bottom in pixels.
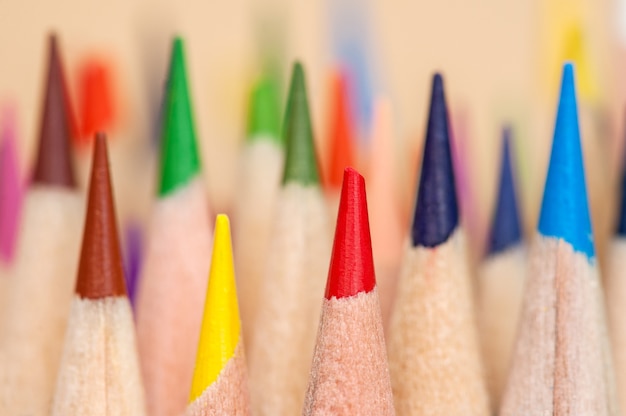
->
325, 167, 376, 299
78, 58, 116, 143
75, 132, 126, 299
326, 72, 356, 190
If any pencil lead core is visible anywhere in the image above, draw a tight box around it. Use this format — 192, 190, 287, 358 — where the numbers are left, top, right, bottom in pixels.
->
158, 37, 202, 196
538, 63, 594, 258
32, 34, 76, 188
486, 126, 522, 256
247, 76, 282, 144
282, 62, 320, 186
411, 73, 458, 248
76, 132, 126, 299
325, 167, 375, 299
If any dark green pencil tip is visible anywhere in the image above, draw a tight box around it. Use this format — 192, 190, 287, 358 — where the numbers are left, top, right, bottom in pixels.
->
158, 37, 201, 196
247, 76, 282, 144
281, 62, 319, 185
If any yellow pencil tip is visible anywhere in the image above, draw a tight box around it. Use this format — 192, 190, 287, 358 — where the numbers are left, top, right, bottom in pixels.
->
189, 214, 241, 402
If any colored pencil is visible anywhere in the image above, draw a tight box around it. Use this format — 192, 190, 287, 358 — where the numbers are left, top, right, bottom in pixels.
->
248, 62, 331, 416
499, 63, 619, 415
0, 109, 23, 334
135, 37, 213, 416
607, 139, 626, 413
477, 126, 525, 410
303, 167, 394, 416
387, 73, 489, 415
186, 214, 250, 415
0, 34, 84, 415
324, 70, 356, 216
51, 133, 145, 415
233, 75, 283, 347
366, 97, 403, 329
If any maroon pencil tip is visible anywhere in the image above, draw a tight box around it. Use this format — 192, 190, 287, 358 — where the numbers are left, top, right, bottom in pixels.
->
325, 167, 376, 299
75, 132, 126, 299
32, 34, 76, 188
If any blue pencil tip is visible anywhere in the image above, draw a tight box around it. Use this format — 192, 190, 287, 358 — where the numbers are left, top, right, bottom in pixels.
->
616, 122, 626, 236
486, 127, 522, 256
411, 73, 459, 247
538, 63, 594, 258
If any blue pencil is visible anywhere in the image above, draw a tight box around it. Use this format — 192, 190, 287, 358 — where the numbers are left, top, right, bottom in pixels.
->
499, 63, 618, 415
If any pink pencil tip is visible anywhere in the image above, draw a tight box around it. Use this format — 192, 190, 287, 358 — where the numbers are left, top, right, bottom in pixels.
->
0, 117, 23, 263
325, 167, 376, 299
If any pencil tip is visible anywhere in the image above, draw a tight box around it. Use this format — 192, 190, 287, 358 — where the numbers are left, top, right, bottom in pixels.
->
282, 61, 320, 185
0, 117, 23, 263
326, 71, 356, 190
247, 76, 281, 143
411, 73, 458, 247
76, 133, 127, 299
158, 37, 201, 196
538, 63, 594, 258
190, 214, 241, 401
325, 167, 375, 299
78, 58, 115, 141
486, 127, 522, 256
32, 34, 76, 188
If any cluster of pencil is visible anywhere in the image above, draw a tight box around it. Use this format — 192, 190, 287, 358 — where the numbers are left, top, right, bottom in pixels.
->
0, 31, 625, 416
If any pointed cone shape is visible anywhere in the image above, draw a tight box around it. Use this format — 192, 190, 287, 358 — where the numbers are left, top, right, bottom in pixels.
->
247, 76, 281, 143
190, 214, 241, 401
78, 58, 115, 142
325, 167, 375, 299
32, 34, 76, 188
538, 63, 594, 258
486, 127, 522, 256
326, 71, 356, 190
75, 133, 127, 299
411, 73, 458, 248
0, 116, 23, 263
158, 37, 201, 196
281, 62, 320, 186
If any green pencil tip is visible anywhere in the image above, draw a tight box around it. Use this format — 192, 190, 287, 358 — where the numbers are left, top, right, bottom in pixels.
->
281, 62, 320, 185
158, 37, 201, 196
247, 76, 282, 144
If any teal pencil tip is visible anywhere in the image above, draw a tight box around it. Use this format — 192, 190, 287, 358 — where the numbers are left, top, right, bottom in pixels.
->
538, 62, 594, 259
281, 61, 320, 185
158, 37, 201, 196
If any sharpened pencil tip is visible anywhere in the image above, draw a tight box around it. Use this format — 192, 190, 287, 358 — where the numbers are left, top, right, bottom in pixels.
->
282, 61, 320, 186
32, 34, 76, 188
76, 132, 127, 299
411, 73, 458, 248
327, 71, 356, 190
325, 167, 375, 299
247, 76, 281, 143
158, 37, 201, 197
538, 63, 594, 258
190, 214, 241, 402
486, 127, 522, 256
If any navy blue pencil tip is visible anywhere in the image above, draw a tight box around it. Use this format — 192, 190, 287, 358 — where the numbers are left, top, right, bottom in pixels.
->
538, 63, 594, 258
411, 73, 459, 248
486, 127, 522, 256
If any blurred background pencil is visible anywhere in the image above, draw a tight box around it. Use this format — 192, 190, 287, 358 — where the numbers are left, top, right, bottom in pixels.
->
233, 74, 283, 349
500, 63, 618, 415
607, 144, 626, 412
303, 167, 394, 416
135, 37, 213, 416
0, 34, 84, 415
477, 126, 525, 410
366, 97, 403, 331
51, 133, 145, 415
248, 62, 331, 416
187, 214, 250, 416
387, 73, 489, 415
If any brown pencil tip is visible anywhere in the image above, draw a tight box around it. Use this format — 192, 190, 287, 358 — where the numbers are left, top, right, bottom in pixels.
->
75, 132, 126, 299
32, 34, 76, 188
